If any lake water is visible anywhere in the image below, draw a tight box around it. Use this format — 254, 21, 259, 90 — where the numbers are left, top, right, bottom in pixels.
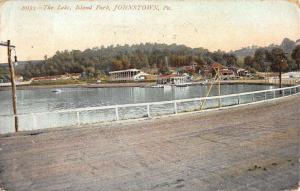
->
0, 84, 276, 133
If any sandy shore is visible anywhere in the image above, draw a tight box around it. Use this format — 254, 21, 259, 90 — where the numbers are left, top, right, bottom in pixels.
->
0, 95, 299, 190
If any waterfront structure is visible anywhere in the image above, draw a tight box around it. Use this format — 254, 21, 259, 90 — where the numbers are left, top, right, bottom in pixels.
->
236, 68, 250, 77
157, 74, 189, 85
109, 69, 149, 81
219, 69, 235, 80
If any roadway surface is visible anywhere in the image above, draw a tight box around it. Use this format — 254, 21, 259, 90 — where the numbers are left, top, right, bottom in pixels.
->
0, 95, 299, 191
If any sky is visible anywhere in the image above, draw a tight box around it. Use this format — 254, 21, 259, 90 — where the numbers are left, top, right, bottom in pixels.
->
0, 0, 299, 62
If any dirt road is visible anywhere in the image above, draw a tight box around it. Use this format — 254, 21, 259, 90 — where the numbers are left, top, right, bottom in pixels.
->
0, 95, 299, 191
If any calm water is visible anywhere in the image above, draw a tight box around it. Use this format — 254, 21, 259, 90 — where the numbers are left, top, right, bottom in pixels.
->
0, 84, 277, 133
0, 84, 275, 115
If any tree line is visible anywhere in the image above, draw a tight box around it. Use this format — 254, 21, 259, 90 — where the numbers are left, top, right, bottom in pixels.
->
17, 43, 237, 79
244, 45, 300, 72
11, 43, 300, 80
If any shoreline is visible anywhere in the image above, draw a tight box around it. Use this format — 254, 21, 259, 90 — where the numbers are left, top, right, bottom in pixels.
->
0, 80, 291, 91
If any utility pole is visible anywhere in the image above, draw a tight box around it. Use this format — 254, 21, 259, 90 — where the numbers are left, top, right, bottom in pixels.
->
0, 40, 18, 132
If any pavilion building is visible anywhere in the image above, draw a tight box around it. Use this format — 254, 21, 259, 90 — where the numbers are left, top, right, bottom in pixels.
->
109, 69, 149, 82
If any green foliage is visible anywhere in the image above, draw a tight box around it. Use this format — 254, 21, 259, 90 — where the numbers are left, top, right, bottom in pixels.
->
291, 45, 300, 70
223, 54, 237, 66
17, 43, 248, 79
244, 56, 253, 69
253, 48, 268, 71
158, 66, 171, 75
245, 47, 294, 72
270, 48, 288, 72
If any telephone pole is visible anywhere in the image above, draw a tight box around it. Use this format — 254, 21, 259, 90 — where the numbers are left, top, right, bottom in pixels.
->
0, 40, 18, 132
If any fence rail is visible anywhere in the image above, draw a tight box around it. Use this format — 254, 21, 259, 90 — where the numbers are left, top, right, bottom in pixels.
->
1, 85, 300, 134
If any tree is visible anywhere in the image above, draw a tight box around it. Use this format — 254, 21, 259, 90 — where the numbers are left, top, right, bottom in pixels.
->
193, 57, 205, 75
158, 65, 171, 75
253, 48, 267, 71
271, 48, 288, 88
211, 50, 226, 65
85, 66, 95, 76
120, 56, 130, 70
291, 45, 300, 71
244, 56, 253, 69
111, 59, 123, 71
223, 54, 237, 66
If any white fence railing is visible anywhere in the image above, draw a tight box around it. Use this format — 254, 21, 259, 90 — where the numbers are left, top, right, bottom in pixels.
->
1, 85, 299, 134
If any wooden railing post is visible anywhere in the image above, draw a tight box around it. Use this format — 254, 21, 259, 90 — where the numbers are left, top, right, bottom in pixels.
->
264, 92, 267, 100
115, 107, 119, 121
147, 104, 151, 117
76, 112, 80, 126
174, 101, 177, 114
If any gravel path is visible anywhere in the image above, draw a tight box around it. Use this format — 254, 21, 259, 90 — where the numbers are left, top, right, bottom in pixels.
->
0, 95, 299, 191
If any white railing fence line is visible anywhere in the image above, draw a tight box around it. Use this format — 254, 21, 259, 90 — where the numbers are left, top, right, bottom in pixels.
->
0, 85, 299, 134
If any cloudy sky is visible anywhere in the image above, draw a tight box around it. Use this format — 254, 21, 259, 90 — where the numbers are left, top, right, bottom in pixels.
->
0, 0, 299, 62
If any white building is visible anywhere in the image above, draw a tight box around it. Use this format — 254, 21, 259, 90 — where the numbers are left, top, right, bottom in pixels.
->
157, 74, 189, 85
109, 69, 149, 81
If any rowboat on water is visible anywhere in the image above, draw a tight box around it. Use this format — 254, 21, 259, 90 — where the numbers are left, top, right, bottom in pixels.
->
51, 89, 62, 93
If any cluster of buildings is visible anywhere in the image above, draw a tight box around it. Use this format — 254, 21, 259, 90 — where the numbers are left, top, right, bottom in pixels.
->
0, 61, 254, 85
108, 62, 251, 82
202, 63, 251, 80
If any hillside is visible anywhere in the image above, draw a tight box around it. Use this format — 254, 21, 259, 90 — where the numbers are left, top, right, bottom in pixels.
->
231, 38, 300, 58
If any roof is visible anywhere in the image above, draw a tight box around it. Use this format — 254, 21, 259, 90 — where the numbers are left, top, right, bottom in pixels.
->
211, 63, 225, 69
109, 69, 140, 74
220, 69, 234, 74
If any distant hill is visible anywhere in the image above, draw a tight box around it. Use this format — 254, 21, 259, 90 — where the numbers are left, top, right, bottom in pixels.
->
231, 38, 300, 58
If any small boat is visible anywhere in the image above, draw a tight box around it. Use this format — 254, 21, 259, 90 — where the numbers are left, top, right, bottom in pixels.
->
51, 89, 62, 93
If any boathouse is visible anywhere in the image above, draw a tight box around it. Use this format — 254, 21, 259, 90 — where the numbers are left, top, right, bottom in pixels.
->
157, 74, 188, 85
